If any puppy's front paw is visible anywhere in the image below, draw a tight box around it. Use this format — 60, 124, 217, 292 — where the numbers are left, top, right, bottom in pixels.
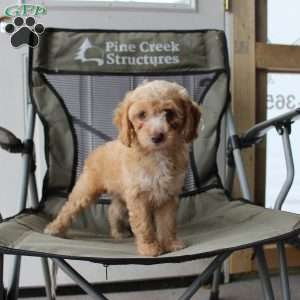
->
137, 241, 162, 257
163, 239, 186, 253
44, 222, 66, 237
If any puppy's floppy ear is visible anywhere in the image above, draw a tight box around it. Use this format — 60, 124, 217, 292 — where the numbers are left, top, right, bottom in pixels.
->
114, 95, 134, 147
183, 100, 202, 143
176, 86, 201, 143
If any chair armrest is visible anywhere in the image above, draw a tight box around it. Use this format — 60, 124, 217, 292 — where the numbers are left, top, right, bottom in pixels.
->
0, 126, 24, 153
240, 108, 300, 147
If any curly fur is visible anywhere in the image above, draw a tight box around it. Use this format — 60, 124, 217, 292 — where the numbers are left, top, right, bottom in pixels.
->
45, 80, 201, 257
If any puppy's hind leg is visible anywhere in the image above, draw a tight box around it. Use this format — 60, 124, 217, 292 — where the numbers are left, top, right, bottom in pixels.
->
45, 169, 103, 236
108, 197, 131, 240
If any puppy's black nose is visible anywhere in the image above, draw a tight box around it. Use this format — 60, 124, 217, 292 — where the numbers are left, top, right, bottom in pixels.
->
152, 133, 165, 144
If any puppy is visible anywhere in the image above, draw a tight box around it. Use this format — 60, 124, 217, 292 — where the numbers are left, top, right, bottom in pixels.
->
45, 80, 201, 257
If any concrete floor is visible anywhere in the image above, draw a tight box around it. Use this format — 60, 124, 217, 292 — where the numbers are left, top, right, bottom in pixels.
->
27, 274, 300, 300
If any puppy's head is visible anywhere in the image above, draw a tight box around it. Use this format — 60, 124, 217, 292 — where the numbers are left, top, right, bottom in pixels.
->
114, 80, 201, 151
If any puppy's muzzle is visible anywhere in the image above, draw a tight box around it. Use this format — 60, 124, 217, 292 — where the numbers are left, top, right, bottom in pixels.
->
151, 132, 165, 145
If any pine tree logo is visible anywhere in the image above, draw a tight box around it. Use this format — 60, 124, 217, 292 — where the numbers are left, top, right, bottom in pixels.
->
74, 38, 104, 66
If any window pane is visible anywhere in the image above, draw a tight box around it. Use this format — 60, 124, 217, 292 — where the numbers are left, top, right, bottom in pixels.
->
268, 0, 300, 45
266, 74, 300, 213
107, 0, 191, 3
63, 0, 192, 4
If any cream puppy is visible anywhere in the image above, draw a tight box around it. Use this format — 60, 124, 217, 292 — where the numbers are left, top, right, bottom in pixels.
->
45, 80, 201, 257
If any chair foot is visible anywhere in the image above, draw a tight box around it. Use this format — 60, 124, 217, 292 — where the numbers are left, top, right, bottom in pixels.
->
209, 291, 220, 300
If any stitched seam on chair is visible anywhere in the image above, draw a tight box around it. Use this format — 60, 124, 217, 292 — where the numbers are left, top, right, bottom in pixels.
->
14, 216, 45, 233
0, 230, 32, 249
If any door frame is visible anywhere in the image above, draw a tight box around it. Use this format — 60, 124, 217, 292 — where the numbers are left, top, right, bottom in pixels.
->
228, 0, 300, 275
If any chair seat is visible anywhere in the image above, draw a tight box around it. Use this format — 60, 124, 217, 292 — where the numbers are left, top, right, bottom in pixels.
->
0, 189, 299, 265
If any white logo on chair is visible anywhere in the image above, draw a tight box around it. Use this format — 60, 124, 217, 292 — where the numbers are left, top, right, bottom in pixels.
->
74, 37, 181, 67
74, 38, 104, 66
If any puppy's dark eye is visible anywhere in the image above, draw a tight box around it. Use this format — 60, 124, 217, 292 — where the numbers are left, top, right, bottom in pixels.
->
164, 109, 175, 121
138, 111, 146, 120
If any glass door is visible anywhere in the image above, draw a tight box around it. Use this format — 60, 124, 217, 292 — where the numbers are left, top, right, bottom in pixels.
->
266, 0, 300, 213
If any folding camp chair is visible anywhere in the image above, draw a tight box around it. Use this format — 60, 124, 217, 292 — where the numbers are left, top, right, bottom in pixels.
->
0, 29, 300, 300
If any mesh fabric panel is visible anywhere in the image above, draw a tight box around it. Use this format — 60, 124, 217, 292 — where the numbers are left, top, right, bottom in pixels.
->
45, 73, 217, 197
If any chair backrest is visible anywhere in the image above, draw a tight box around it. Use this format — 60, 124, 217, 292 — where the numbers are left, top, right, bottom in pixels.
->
29, 29, 230, 203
